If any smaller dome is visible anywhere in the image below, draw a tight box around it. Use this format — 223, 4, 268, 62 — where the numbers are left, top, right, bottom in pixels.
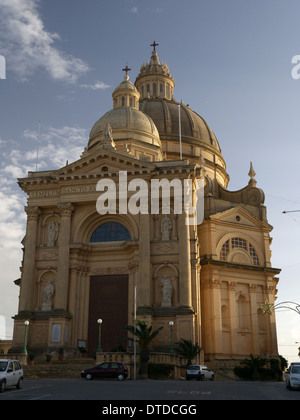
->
88, 107, 161, 149
88, 72, 162, 157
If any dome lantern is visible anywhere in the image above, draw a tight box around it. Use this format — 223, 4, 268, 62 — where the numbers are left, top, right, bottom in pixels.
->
112, 66, 140, 110
135, 42, 175, 101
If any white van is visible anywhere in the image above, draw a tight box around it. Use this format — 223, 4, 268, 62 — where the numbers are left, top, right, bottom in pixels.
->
0, 359, 24, 393
286, 362, 300, 390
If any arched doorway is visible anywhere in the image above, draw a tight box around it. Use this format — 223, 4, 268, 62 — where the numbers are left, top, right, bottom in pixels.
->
87, 222, 131, 355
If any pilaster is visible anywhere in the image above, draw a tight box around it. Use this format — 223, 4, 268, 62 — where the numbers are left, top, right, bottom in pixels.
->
54, 202, 74, 312
19, 206, 40, 313
178, 213, 192, 308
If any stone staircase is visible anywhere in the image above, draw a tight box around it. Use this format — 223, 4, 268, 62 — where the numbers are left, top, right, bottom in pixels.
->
23, 358, 96, 379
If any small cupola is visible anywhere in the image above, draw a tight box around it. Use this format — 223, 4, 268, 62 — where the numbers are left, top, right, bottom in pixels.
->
112, 66, 140, 109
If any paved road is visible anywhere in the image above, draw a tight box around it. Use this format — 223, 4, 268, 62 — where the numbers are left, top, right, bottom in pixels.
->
0, 379, 300, 401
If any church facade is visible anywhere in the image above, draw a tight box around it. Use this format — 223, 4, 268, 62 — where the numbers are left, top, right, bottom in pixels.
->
11, 45, 280, 362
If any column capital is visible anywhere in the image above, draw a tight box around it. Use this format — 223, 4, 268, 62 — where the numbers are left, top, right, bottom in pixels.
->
25, 206, 40, 221
58, 202, 74, 216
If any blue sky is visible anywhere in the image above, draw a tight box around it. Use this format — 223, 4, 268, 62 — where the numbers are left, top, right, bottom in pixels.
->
0, 0, 300, 363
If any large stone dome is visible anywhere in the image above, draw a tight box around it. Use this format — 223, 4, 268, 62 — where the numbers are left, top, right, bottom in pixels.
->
139, 98, 221, 152
135, 46, 229, 186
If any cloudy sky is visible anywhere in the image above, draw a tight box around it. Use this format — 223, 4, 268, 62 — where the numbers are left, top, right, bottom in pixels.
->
1, 0, 300, 363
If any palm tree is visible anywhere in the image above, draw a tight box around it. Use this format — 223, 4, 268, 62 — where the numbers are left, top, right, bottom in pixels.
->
175, 338, 202, 366
241, 354, 267, 380
124, 320, 163, 378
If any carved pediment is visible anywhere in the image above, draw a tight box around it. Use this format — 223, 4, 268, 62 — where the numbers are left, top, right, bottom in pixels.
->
210, 206, 272, 230
53, 148, 155, 178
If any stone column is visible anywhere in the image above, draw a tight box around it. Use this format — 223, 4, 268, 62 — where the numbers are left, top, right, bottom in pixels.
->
265, 282, 279, 357
138, 214, 151, 307
68, 265, 79, 348
19, 206, 40, 313
178, 213, 192, 308
54, 202, 73, 312
250, 284, 260, 355
211, 278, 222, 355
228, 282, 238, 355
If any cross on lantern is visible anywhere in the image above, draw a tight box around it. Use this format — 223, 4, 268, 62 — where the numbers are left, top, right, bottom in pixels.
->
122, 65, 131, 76
150, 41, 159, 51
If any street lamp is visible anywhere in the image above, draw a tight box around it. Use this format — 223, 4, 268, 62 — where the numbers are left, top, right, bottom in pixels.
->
97, 319, 102, 353
22, 321, 29, 355
169, 321, 174, 355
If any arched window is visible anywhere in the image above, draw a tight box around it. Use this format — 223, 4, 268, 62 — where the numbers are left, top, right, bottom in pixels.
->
220, 240, 229, 261
153, 83, 157, 97
220, 237, 260, 266
90, 222, 131, 243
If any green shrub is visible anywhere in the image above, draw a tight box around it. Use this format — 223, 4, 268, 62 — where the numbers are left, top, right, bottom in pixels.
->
148, 363, 174, 379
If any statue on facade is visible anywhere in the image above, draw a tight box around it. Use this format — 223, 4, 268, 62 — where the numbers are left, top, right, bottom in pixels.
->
161, 276, 172, 307
104, 124, 113, 141
42, 280, 54, 311
161, 215, 172, 241
99, 123, 116, 150
47, 221, 58, 247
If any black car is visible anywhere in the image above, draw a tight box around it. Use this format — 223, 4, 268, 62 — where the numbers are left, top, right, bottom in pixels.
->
81, 362, 128, 381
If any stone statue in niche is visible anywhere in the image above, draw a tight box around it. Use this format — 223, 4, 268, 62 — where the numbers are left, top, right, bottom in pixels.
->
47, 221, 58, 247
42, 280, 54, 311
161, 215, 172, 241
104, 124, 113, 141
161, 276, 172, 307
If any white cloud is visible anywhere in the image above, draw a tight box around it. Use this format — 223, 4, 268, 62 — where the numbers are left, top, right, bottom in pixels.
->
131, 7, 139, 14
0, 123, 88, 338
22, 125, 88, 169
80, 81, 111, 90
0, 0, 90, 83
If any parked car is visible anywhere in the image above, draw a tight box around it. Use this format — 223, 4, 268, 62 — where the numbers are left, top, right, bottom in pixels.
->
0, 359, 24, 393
286, 362, 300, 390
186, 364, 214, 381
81, 362, 128, 381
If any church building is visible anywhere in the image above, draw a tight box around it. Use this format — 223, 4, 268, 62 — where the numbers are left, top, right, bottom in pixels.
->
11, 43, 280, 362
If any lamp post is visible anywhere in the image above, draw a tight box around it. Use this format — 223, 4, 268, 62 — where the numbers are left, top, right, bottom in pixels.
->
97, 319, 102, 353
22, 321, 29, 355
169, 321, 174, 355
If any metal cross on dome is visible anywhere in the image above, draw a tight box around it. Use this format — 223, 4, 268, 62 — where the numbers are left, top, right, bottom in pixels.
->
151, 41, 159, 51
122, 65, 131, 76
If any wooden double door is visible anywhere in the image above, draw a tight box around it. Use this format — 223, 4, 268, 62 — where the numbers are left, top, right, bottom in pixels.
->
88, 275, 129, 356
